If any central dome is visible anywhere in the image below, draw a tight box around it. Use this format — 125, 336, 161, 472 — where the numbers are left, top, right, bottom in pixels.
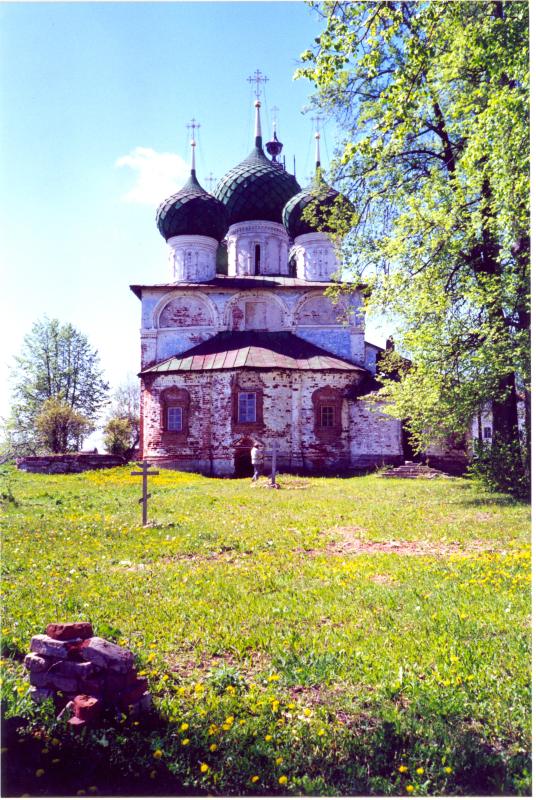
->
214, 143, 301, 225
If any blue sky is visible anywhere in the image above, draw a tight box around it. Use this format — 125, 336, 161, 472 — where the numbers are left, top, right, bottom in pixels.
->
0, 1, 386, 436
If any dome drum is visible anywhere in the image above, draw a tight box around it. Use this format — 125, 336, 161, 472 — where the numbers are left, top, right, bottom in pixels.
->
226, 220, 290, 277
293, 232, 339, 282
167, 235, 219, 283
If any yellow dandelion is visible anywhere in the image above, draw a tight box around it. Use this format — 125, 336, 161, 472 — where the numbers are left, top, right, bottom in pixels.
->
208, 724, 219, 735
209, 743, 217, 752
318, 728, 326, 736
265, 734, 273, 741
251, 775, 260, 783
279, 775, 288, 785
222, 723, 231, 731
304, 708, 312, 718
416, 767, 424, 775
153, 749, 163, 759
406, 785, 415, 793
268, 674, 280, 682
200, 763, 209, 773
181, 738, 190, 746
398, 765, 409, 773
51, 738, 60, 747
180, 723, 189, 732
275, 757, 283, 765
225, 716, 234, 725
444, 766, 453, 774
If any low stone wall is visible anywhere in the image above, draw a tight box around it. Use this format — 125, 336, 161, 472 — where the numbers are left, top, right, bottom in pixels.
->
17, 454, 126, 474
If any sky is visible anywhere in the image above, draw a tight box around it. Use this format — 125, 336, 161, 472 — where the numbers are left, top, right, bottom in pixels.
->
0, 1, 387, 443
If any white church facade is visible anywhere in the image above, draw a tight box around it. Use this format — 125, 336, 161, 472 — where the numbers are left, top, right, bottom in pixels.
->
131, 98, 404, 476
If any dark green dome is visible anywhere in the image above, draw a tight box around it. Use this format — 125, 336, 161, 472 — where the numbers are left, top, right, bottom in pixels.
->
283, 175, 353, 239
156, 172, 229, 241
214, 143, 301, 225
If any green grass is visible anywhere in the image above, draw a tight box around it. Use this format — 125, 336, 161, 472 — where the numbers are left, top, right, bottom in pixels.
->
0, 465, 531, 796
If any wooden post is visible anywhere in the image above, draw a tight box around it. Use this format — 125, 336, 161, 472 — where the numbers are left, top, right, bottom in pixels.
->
271, 442, 277, 487
130, 460, 160, 526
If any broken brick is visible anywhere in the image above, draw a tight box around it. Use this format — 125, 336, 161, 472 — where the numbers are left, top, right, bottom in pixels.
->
73, 694, 102, 722
46, 622, 94, 641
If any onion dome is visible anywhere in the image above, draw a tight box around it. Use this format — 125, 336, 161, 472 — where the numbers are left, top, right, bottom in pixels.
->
156, 135, 228, 242
283, 131, 353, 239
214, 100, 301, 225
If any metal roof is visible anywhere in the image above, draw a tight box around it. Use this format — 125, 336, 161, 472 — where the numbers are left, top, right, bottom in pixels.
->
130, 274, 365, 299
140, 331, 366, 375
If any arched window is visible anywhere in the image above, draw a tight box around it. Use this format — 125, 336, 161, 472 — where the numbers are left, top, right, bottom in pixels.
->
254, 244, 261, 275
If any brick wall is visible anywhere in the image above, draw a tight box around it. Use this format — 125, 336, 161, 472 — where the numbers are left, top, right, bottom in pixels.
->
141, 369, 403, 476
17, 454, 126, 474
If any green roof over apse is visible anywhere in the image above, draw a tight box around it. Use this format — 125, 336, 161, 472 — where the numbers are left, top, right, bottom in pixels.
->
214, 144, 301, 226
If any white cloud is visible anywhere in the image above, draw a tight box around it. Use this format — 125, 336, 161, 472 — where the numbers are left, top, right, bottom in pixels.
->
115, 147, 189, 205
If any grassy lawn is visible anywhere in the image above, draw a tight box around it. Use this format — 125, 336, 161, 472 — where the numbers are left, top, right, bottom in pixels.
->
0, 465, 531, 796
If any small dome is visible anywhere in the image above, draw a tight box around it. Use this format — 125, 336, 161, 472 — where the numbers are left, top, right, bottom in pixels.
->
156, 172, 229, 242
214, 144, 301, 226
283, 175, 353, 240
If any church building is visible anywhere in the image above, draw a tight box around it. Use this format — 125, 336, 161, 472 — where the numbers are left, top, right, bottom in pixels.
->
130, 94, 404, 476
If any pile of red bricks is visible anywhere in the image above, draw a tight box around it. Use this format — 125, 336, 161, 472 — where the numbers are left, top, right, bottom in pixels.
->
24, 622, 151, 728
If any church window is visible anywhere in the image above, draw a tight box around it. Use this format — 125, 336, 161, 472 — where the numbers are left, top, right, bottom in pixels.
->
238, 392, 257, 423
161, 388, 190, 437
483, 426, 492, 439
167, 406, 183, 432
312, 386, 342, 439
254, 244, 261, 275
320, 405, 335, 428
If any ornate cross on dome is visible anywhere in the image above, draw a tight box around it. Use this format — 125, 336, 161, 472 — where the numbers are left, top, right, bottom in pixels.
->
248, 69, 269, 100
186, 118, 201, 143
205, 172, 215, 192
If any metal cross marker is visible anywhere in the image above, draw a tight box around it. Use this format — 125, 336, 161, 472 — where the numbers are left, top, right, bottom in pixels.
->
312, 113, 323, 132
131, 460, 160, 526
205, 172, 215, 192
186, 118, 201, 142
247, 69, 269, 99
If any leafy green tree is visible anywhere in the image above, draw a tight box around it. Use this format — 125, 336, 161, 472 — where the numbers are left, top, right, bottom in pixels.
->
35, 398, 91, 454
103, 376, 140, 458
7, 318, 109, 454
298, 1, 529, 492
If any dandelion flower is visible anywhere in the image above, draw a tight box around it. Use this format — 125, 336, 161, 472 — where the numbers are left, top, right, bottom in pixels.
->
275, 757, 283, 765
444, 767, 453, 774
279, 775, 288, 785
265, 734, 273, 741
200, 763, 209, 773
268, 674, 280, 682
209, 743, 217, 752
51, 738, 60, 747
416, 767, 424, 775
225, 716, 234, 725
153, 749, 163, 759
304, 708, 312, 718
180, 723, 189, 732
181, 738, 190, 746
318, 728, 326, 736
398, 765, 408, 773
251, 776, 260, 783
406, 785, 415, 793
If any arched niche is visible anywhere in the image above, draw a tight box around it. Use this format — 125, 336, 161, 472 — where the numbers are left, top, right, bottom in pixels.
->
154, 292, 218, 329
294, 291, 358, 327
223, 291, 290, 332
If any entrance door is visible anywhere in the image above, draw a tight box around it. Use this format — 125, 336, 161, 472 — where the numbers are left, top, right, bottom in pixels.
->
234, 447, 253, 478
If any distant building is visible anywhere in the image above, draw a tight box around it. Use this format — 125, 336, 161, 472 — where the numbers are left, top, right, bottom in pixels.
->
131, 94, 404, 476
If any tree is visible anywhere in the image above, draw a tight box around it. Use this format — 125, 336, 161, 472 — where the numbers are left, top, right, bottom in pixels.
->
298, 1, 529, 493
7, 318, 109, 454
35, 398, 92, 454
103, 376, 140, 459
